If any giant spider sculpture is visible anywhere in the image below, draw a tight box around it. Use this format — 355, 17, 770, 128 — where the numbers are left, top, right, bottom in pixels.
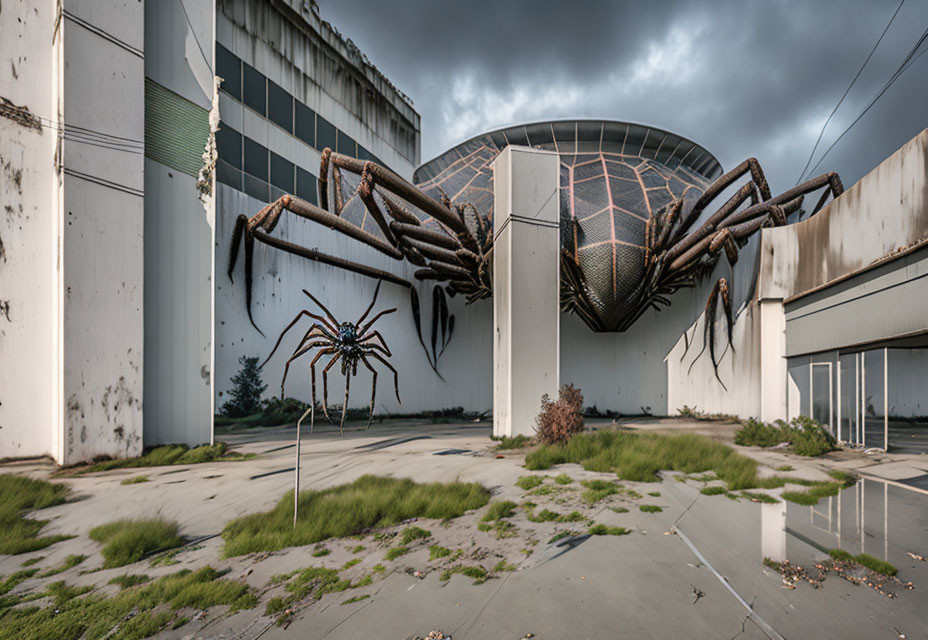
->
229, 120, 843, 382
261, 281, 400, 435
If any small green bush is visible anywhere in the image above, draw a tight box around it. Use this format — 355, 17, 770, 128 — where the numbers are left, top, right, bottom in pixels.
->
734, 416, 835, 456
554, 474, 573, 485
429, 545, 452, 560
89, 518, 184, 568
580, 479, 620, 504
639, 505, 662, 513
535, 384, 585, 445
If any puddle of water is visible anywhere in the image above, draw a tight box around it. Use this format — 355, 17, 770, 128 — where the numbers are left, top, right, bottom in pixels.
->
762, 478, 928, 583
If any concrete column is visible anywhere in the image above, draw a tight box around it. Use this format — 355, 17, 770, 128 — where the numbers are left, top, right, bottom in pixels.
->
491, 146, 560, 437
759, 298, 787, 422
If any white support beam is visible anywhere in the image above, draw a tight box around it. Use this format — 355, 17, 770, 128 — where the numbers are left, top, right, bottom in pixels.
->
491, 146, 560, 437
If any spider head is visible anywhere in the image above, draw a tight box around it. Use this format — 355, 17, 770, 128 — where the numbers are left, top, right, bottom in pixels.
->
337, 321, 359, 345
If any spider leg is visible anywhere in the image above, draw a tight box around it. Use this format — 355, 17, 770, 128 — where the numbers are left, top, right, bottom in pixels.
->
280, 342, 332, 400
356, 280, 383, 326
366, 351, 400, 403
359, 355, 378, 430
339, 372, 351, 437
672, 158, 771, 243
359, 330, 392, 357
360, 307, 398, 334
300, 289, 341, 327
261, 312, 335, 369
321, 353, 342, 424
688, 278, 733, 389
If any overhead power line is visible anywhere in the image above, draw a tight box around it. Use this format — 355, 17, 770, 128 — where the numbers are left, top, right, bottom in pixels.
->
803, 24, 928, 180
795, 0, 905, 185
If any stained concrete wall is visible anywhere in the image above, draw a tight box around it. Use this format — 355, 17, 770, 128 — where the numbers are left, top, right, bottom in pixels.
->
0, 2, 145, 464
58, 1, 145, 464
0, 0, 59, 460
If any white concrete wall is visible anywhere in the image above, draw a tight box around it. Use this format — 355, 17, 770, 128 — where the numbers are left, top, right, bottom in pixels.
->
492, 147, 560, 437
215, 184, 493, 414
58, 1, 146, 463
143, 0, 216, 447
0, 0, 58, 460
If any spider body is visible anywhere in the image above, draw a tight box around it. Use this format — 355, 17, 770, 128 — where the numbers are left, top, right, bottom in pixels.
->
230, 120, 843, 381
261, 282, 400, 434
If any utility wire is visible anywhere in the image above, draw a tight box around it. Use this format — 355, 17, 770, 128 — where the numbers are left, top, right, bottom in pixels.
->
804, 25, 928, 179
795, 0, 905, 185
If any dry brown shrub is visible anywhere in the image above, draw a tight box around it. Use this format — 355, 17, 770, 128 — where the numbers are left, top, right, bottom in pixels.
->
535, 384, 585, 445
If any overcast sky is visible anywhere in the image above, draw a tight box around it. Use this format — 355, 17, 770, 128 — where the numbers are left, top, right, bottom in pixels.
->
320, 0, 927, 193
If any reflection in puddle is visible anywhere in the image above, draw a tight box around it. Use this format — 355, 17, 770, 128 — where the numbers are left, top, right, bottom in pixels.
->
761, 477, 928, 581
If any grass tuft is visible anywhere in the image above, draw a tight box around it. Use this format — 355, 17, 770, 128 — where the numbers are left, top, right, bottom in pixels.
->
493, 560, 517, 572
89, 518, 184, 568
400, 526, 431, 545
222, 475, 489, 556
384, 547, 408, 561
700, 485, 726, 496
647, 491, 661, 497
515, 475, 545, 491
429, 545, 452, 560
580, 479, 620, 504
639, 505, 663, 513
494, 435, 532, 450
740, 491, 779, 503
526, 431, 761, 489
0, 567, 256, 639
481, 500, 517, 522
120, 476, 149, 485
554, 474, 573, 485
39, 554, 86, 577
439, 565, 488, 584
79, 442, 251, 473
0, 475, 73, 555
109, 574, 150, 589
828, 549, 897, 575
588, 524, 630, 536
735, 417, 835, 456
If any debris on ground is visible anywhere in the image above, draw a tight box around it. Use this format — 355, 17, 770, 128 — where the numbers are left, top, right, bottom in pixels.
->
411, 631, 451, 640
691, 585, 705, 604
763, 557, 915, 598
906, 551, 925, 562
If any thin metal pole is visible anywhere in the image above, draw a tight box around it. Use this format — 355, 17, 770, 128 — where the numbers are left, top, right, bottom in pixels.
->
884, 347, 889, 451
861, 353, 867, 448
837, 351, 842, 442
293, 404, 313, 527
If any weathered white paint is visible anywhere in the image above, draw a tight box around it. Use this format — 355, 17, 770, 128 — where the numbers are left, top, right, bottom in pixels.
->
759, 128, 928, 302
492, 147, 560, 437
759, 300, 787, 422
58, 1, 146, 464
0, 1, 59, 460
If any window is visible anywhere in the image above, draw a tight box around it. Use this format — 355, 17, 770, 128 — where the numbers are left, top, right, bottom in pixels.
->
215, 125, 242, 169
316, 116, 337, 152
337, 130, 356, 156
356, 145, 373, 162
242, 63, 266, 116
215, 43, 241, 100
270, 152, 294, 193
296, 167, 317, 205
295, 102, 315, 147
243, 137, 268, 181
267, 81, 293, 133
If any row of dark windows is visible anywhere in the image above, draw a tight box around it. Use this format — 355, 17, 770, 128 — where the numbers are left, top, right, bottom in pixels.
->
216, 42, 381, 165
216, 124, 318, 205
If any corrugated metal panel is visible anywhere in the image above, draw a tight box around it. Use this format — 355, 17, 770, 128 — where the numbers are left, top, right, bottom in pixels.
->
144, 78, 209, 177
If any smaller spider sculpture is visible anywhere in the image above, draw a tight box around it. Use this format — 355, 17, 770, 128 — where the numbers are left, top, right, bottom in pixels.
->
261, 281, 400, 435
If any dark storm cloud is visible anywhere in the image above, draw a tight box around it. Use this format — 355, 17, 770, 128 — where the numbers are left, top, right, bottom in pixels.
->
320, 0, 928, 192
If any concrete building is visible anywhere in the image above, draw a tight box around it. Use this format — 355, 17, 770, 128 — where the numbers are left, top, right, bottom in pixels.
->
0, 0, 421, 464
2, 2, 925, 464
